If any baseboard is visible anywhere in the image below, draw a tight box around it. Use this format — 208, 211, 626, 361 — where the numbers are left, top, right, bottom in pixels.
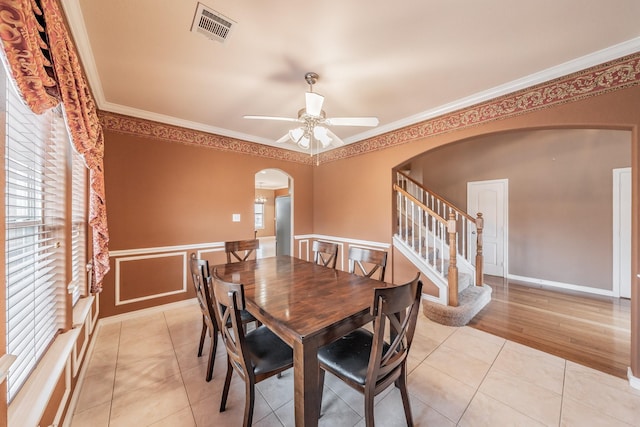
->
507, 274, 615, 297
629, 367, 640, 390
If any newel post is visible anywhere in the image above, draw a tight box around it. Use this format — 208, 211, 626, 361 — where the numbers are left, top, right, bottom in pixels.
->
475, 213, 484, 286
447, 212, 458, 307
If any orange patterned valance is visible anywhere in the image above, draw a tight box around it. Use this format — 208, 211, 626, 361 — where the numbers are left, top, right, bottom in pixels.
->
0, 0, 109, 292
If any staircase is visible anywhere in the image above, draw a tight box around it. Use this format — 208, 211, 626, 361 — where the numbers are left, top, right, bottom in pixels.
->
393, 171, 492, 326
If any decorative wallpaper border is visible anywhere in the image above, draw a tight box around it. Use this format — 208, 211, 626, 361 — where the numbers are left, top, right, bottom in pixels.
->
99, 52, 640, 165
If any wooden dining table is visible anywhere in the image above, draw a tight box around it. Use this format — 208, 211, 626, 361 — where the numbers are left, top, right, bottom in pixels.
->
212, 255, 390, 427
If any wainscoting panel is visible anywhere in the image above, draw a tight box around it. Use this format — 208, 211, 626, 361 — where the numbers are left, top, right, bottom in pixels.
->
115, 252, 186, 305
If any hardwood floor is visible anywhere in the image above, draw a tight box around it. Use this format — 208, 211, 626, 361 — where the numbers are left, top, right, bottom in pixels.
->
468, 276, 631, 379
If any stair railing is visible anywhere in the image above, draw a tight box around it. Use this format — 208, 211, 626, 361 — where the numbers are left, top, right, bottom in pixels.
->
395, 170, 484, 290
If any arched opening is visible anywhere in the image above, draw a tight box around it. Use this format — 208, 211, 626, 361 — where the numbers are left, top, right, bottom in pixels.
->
395, 126, 632, 378
255, 168, 293, 257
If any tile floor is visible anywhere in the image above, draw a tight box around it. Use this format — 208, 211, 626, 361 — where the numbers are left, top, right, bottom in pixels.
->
70, 301, 640, 427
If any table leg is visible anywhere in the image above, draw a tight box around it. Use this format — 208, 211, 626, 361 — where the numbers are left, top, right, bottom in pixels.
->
293, 339, 320, 427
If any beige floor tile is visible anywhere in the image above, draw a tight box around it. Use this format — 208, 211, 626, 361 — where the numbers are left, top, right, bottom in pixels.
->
92, 323, 121, 354
563, 361, 640, 425
74, 368, 116, 413
70, 401, 111, 427
479, 368, 562, 426
491, 341, 566, 394
116, 330, 175, 365
442, 326, 505, 364
414, 316, 458, 343
119, 312, 169, 346
113, 351, 181, 398
174, 336, 227, 374
256, 368, 295, 410
181, 352, 228, 405
360, 388, 455, 427
109, 373, 190, 427
408, 363, 476, 423
166, 311, 206, 349
255, 412, 286, 427
84, 347, 118, 379
560, 396, 634, 426
190, 378, 273, 427
424, 345, 492, 389
276, 386, 362, 427
459, 392, 545, 427
148, 407, 197, 427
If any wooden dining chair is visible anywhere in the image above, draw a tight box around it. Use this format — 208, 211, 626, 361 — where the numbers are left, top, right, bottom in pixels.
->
312, 240, 338, 269
225, 238, 260, 263
317, 272, 422, 427
348, 247, 388, 281
211, 269, 294, 427
189, 258, 221, 382
189, 253, 257, 381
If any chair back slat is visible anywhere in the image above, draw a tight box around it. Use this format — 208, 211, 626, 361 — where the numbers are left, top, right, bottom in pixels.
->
313, 240, 338, 269
225, 239, 260, 263
367, 273, 422, 387
348, 247, 388, 281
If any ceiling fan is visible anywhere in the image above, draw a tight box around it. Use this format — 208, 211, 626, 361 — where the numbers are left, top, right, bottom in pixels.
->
244, 72, 379, 150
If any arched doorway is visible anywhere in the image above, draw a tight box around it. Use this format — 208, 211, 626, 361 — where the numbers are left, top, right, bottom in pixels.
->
255, 169, 292, 257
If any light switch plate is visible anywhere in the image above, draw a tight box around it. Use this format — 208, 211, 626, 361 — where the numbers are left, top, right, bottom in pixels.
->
232, 214, 241, 222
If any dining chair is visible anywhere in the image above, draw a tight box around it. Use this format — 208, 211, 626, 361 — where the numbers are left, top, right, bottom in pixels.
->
189, 253, 257, 381
312, 240, 338, 269
225, 238, 260, 263
348, 247, 388, 281
211, 269, 294, 427
189, 257, 220, 382
317, 272, 422, 427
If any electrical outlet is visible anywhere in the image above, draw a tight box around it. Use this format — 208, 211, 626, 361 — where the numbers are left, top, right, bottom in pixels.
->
232, 214, 241, 222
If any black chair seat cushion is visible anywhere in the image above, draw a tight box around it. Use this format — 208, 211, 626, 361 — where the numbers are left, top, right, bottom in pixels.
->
221, 308, 256, 328
318, 328, 389, 386
246, 325, 293, 375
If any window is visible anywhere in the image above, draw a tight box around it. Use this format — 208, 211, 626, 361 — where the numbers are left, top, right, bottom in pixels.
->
254, 202, 264, 229
3, 67, 83, 402
70, 148, 88, 305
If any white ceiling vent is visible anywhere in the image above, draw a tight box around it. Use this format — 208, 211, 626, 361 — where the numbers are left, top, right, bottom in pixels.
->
191, 2, 236, 43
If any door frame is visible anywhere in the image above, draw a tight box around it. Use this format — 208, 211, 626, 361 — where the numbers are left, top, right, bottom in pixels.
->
613, 167, 632, 298
467, 178, 509, 278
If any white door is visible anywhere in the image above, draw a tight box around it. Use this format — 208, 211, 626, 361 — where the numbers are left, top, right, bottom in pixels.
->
467, 179, 508, 277
613, 168, 631, 298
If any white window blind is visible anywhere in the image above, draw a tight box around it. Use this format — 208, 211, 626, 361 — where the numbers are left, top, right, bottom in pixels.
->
70, 146, 87, 305
5, 80, 66, 402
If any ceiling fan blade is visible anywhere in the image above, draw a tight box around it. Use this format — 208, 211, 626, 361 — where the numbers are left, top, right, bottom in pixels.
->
325, 117, 379, 127
326, 129, 344, 146
305, 92, 324, 116
275, 133, 291, 143
244, 115, 300, 123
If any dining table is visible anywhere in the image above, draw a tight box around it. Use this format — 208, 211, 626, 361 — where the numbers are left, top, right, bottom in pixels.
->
211, 254, 391, 427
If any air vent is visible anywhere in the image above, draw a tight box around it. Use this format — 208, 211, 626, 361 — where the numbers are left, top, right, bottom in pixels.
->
191, 2, 236, 43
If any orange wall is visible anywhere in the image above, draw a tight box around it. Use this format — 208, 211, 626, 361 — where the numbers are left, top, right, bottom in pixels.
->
102, 131, 313, 317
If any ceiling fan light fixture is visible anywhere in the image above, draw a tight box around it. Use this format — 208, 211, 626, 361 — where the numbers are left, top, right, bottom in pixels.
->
313, 126, 332, 147
305, 92, 324, 117
289, 127, 304, 143
298, 135, 310, 149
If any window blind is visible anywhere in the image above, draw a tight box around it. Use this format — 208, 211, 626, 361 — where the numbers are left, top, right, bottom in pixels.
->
5, 81, 66, 402
70, 145, 87, 305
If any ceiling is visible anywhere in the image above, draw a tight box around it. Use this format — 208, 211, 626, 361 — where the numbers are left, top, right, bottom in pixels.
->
62, 0, 640, 157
